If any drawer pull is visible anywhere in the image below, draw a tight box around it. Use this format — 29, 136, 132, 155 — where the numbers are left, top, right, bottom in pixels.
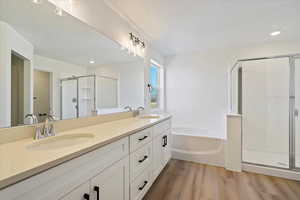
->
83, 193, 90, 200
138, 155, 148, 163
94, 186, 100, 200
138, 181, 148, 191
138, 135, 148, 141
162, 135, 167, 147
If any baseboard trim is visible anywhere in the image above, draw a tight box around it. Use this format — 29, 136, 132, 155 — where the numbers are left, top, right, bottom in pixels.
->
171, 151, 225, 168
242, 163, 300, 181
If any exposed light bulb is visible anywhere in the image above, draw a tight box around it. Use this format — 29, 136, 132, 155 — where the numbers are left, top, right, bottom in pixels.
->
270, 31, 281, 36
89, 60, 95, 64
54, 6, 63, 16
32, 0, 42, 4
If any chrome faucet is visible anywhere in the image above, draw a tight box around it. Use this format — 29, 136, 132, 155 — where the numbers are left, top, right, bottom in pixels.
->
124, 106, 144, 117
24, 114, 38, 125
30, 114, 56, 140
25, 114, 43, 140
124, 106, 133, 112
133, 106, 145, 117
43, 114, 56, 137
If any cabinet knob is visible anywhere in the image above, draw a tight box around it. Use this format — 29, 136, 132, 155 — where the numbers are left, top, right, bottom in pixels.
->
83, 193, 90, 200
94, 186, 100, 200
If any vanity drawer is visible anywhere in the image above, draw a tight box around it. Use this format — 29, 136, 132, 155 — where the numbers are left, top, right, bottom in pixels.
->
130, 142, 153, 182
153, 119, 171, 138
130, 128, 152, 152
130, 166, 152, 200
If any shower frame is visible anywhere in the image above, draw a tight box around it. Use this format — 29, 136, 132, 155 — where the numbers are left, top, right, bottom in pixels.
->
229, 53, 300, 172
60, 74, 96, 119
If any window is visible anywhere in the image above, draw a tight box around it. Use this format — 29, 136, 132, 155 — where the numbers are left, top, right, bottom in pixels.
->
149, 61, 164, 110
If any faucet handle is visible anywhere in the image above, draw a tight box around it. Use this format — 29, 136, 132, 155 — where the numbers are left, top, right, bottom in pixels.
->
137, 106, 145, 111
47, 114, 56, 121
25, 114, 38, 124
124, 106, 133, 111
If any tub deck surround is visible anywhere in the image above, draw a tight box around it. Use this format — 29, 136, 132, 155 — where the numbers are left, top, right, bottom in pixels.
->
0, 113, 171, 189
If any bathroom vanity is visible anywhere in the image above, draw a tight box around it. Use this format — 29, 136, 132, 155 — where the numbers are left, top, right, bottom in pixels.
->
0, 1, 171, 199
0, 114, 171, 200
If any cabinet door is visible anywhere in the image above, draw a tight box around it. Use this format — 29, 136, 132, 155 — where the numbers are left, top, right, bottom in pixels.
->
90, 157, 129, 200
60, 182, 90, 200
161, 129, 171, 166
152, 134, 164, 179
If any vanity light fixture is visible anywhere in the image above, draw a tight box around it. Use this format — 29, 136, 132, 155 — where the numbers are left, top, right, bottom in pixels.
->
123, 33, 146, 57
270, 31, 281, 36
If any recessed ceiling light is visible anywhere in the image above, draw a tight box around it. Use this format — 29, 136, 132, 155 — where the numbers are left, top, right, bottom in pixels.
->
89, 60, 95, 64
270, 31, 281, 36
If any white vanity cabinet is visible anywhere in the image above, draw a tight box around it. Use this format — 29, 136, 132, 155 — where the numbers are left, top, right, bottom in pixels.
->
0, 118, 171, 200
152, 121, 172, 180
128, 119, 171, 200
60, 157, 129, 200
0, 137, 129, 200
89, 157, 129, 200
59, 182, 90, 200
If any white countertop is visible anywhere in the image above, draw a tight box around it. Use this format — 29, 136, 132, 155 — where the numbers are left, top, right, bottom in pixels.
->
0, 114, 171, 189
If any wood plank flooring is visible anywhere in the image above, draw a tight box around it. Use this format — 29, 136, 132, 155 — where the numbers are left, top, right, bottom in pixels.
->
143, 159, 300, 200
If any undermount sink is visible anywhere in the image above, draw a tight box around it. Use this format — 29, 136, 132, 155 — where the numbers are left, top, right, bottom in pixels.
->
27, 133, 95, 151
139, 115, 160, 119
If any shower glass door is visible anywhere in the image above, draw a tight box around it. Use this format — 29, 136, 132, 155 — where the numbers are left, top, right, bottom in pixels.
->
295, 58, 300, 169
242, 58, 290, 168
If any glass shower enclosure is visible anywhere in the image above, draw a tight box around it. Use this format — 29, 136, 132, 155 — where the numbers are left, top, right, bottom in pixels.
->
60, 75, 96, 120
230, 54, 300, 171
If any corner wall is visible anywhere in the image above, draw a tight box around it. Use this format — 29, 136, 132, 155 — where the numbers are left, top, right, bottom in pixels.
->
0, 21, 34, 127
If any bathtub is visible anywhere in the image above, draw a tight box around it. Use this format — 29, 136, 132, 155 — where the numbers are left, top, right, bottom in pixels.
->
171, 127, 225, 167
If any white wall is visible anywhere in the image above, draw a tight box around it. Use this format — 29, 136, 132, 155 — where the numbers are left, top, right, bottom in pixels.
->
166, 51, 230, 138
88, 61, 145, 109
0, 21, 34, 127
166, 41, 300, 139
34, 55, 87, 118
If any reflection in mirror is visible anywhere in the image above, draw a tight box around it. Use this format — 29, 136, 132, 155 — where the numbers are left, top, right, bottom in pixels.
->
0, 0, 145, 128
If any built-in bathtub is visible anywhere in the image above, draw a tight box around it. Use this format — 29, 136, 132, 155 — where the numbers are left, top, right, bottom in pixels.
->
171, 127, 225, 167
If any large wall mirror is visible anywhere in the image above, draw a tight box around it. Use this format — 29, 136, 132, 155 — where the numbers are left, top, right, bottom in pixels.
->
0, 0, 145, 128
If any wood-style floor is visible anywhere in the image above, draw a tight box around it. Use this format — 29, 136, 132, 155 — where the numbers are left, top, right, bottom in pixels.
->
143, 159, 300, 200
